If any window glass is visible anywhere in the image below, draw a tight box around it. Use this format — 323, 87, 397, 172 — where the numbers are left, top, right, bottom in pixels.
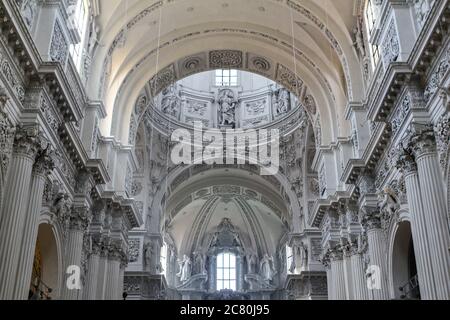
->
215, 69, 238, 86
69, 0, 89, 71
216, 252, 237, 291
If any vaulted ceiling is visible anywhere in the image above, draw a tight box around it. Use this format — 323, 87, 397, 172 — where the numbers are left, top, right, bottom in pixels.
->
88, 0, 363, 145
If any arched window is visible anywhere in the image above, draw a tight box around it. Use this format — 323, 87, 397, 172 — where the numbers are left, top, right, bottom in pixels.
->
215, 69, 238, 87
216, 252, 237, 291
68, 0, 89, 71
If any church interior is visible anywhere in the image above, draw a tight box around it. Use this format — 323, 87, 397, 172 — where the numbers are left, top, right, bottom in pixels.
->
0, 0, 449, 300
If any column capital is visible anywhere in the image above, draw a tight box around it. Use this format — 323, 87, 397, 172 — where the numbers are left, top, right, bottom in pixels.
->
68, 205, 91, 231
33, 147, 56, 176
408, 123, 437, 158
108, 242, 124, 262
360, 206, 382, 231
329, 245, 344, 262
12, 125, 45, 159
395, 145, 417, 175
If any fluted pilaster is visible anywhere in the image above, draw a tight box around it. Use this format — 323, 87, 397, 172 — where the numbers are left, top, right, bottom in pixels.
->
82, 241, 101, 300
362, 208, 390, 300
61, 206, 90, 300
411, 129, 450, 299
350, 250, 369, 300
343, 249, 354, 300
330, 248, 346, 300
96, 245, 109, 300
0, 127, 41, 299
398, 147, 438, 299
13, 149, 54, 299
104, 246, 121, 300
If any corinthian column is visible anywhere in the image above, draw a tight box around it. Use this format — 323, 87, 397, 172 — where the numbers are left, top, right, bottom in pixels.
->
61, 206, 90, 300
329, 248, 346, 300
397, 146, 438, 299
13, 148, 55, 299
0, 127, 41, 299
104, 244, 122, 300
410, 127, 450, 299
82, 239, 101, 300
361, 208, 389, 300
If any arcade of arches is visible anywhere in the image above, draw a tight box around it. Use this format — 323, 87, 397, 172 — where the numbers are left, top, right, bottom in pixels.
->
0, 0, 449, 300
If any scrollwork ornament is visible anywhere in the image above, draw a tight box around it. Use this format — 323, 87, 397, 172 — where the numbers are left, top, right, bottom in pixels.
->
434, 112, 450, 170
396, 146, 417, 175
410, 128, 437, 158
12, 125, 42, 158
68, 206, 91, 231
33, 147, 56, 176
360, 207, 382, 231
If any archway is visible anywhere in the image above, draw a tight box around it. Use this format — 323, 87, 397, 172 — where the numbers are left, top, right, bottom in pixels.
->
390, 221, 420, 300
28, 223, 61, 300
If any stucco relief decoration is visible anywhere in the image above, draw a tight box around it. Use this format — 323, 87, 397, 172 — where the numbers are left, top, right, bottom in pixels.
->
128, 239, 141, 263
0, 91, 15, 191
0, 47, 25, 103
209, 50, 243, 69
381, 20, 400, 68
276, 64, 303, 95
149, 64, 176, 96
16, 0, 38, 30
179, 54, 207, 78
434, 112, 450, 171
161, 86, 181, 119
248, 55, 271, 75
50, 20, 68, 64
413, 0, 435, 29
245, 100, 266, 116
186, 100, 207, 116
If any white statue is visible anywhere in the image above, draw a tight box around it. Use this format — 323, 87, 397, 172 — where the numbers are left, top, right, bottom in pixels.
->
194, 252, 207, 275
246, 254, 257, 274
87, 16, 101, 57
353, 23, 366, 59
275, 89, 290, 115
144, 242, 154, 269
260, 254, 275, 282
297, 242, 308, 270
218, 90, 237, 126
176, 254, 192, 283
161, 86, 181, 119
377, 186, 399, 216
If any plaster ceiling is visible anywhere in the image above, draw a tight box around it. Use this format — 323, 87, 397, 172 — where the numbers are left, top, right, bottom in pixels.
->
89, 0, 363, 145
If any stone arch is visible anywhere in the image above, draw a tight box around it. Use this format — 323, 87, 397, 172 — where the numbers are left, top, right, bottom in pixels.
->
387, 210, 419, 300
30, 212, 64, 300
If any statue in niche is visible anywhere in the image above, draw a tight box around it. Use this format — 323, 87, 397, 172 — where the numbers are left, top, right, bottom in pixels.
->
273, 89, 290, 115
352, 17, 366, 59
87, 16, 101, 57
194, 252, 207, 275
294, 242, 308, 271
246, 254, 258, 274
218, 89, 237, 127
161, 86, 181, 119
177, 254, 192, 283
144, 242, 154, 270
260, 254, 275, 282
